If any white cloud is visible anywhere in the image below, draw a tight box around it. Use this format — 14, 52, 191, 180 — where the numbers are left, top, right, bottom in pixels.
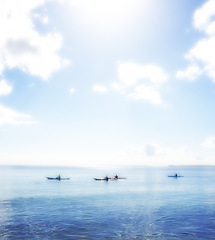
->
93, 85, 107, 93
42, 15, 49, 24
113, 62, 168, 105
201, 137, 215, 148
193, 0, 215, 35
118, 62, 141, 87
126, 143, 164, 164
127, 143, 165, 158
70, 87, 75, 94
176, 64, 202, 81
0, 0, 69, 79
186, 36, 215, 82
144, 143, 163, 157
125, 143, 168, 165
128, 84, 162, 104
33, 12, 49, 24
177, 0, 215, 82
111, 82, 125, 93
0, 79, 12, 96
124, 143, 200, 166
118, 62, 167, 86
0, 104, 35, 126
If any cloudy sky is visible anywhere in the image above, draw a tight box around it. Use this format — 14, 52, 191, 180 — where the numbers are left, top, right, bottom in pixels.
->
1, 0, 215, 166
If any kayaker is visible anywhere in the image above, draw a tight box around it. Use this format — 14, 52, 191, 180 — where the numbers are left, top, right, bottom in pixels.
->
115, 174, 118, 179
105, 176, 109, 181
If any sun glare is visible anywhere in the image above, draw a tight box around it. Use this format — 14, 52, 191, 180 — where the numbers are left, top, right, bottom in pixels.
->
69, 0, 146, 31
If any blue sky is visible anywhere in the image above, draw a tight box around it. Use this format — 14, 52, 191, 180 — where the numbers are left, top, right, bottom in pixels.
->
1, 0, 215, 166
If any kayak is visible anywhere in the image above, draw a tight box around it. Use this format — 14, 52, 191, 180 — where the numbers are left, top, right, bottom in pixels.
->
47, 177, 70, 180
94, 177, 126, 181
168, 175, 183, 178
94, 178, 109, 181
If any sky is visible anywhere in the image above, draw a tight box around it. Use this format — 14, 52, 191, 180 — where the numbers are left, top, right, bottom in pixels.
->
1, 0, 215, 166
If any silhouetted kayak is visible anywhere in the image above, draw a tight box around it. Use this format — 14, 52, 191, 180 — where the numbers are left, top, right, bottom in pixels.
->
168, 175, 183, 178
94, 178, 109, 181
47, 177, 70, 180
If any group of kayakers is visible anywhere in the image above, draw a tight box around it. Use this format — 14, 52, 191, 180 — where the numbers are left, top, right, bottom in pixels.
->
48, 173, 182, 181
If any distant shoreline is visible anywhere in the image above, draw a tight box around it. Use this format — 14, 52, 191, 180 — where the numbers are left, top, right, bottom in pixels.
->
1, 164, 215, 169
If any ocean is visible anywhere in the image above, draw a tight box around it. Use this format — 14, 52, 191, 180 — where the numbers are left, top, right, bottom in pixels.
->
0, 165, 215, 239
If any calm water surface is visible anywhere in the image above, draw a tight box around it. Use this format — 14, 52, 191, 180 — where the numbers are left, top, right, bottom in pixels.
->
0, 165, 215, 239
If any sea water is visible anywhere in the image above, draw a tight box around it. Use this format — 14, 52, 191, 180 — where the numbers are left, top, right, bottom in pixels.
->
0, 165, 215, 239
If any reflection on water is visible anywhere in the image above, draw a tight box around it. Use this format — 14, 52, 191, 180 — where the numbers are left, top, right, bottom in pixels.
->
0, 165, 215, 239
